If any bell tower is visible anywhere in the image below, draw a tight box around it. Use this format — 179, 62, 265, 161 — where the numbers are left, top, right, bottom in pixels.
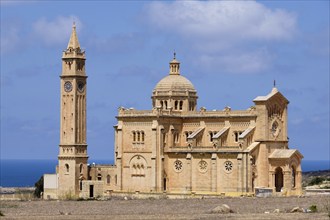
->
58, 23, 88, 197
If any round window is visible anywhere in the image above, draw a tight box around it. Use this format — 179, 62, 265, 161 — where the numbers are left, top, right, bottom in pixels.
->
174, 160, 183, 172
198, 160, 208, 173
224, 161, 233, 173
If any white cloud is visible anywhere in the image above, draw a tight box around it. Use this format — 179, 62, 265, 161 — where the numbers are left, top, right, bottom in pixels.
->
144, 1, 297, 74
146, 1, 296, 41
33, 15, 82, 46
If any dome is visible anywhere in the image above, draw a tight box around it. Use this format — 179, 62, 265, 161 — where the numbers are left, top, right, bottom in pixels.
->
154, 74, 196, 92
151, 54, 198, 112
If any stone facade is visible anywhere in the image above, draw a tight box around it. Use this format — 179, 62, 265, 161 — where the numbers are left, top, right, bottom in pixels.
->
44, 25, 303, 199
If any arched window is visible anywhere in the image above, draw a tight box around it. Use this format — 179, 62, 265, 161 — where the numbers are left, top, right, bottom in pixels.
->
234, 131, 242, 142
175, 101, 178, 110
97, 174, 102, 181
189, 101, 194, 111
137, 132, 140, 142
209, 131, 214, 142
133, 164, 136, 173
165, 101, 168, 109
107, 175, 111, 185
141, 131, 145, 142
137, 164, 141, 175
160, 101, 163, 109
179, 101, 183, 110
133, 131, 136, 142
115, 175, 117, 185
79, 164, 83, 173
65, 164, 69, 173
141, 164, 145, 175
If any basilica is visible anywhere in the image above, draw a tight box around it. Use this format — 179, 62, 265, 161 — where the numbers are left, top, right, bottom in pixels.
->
44, 25, 303, 199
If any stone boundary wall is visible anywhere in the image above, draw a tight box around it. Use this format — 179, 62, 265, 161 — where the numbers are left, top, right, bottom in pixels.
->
104, 191, 255, 200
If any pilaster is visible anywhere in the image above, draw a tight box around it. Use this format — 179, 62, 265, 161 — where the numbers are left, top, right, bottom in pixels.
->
211, 153, 217, 192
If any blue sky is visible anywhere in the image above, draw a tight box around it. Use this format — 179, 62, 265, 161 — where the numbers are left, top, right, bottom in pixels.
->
1, 1, 329, 161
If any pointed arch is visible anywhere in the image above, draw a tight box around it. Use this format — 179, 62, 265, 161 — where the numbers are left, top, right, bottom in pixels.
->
65, 164, 69, 173
107, 175, 111, 185
275, 167, 283, 192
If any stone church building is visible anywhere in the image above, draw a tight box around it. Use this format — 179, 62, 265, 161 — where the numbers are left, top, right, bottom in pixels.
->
44, 25, 303, 199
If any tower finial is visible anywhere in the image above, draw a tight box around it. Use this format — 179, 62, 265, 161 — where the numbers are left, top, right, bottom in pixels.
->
174, 50, 176, 59
73, 21, 76, 28
273, 80, 276, 88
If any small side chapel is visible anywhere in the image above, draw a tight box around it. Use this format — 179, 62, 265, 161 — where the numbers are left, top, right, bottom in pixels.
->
43, 25, 303, 199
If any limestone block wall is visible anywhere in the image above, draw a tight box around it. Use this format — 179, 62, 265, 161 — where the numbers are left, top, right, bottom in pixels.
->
217, 155, 239, 192
90, 165, 118, 192
80, 180, 104, 198
121, 153, 152, 192
121, 121, 153, 153
167, 155, 191, 193
58, 159, 77, 197
191, 154, 212, 192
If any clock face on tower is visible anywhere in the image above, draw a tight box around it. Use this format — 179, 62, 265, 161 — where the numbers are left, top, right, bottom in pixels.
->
64, 81, 72, 92
77, 81, 85, 92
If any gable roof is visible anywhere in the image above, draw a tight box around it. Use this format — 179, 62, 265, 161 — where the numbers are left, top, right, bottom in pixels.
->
253, 87, 289, 104
239, 126, 255, 139
269, 149, 303, 159
213, 126, 230, 139
188, 127, 205, 139
245, 142, 260, 153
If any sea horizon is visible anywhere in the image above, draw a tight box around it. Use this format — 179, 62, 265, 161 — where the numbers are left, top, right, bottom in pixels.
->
0, 159, 329, 187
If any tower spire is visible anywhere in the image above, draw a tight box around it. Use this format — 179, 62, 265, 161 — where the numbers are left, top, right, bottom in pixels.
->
67, 22, 81, 50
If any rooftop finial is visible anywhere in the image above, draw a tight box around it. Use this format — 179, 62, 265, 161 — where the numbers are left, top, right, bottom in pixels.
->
73, 21, 76, 28
174, 50, 176, 59
273, 80, 276, 88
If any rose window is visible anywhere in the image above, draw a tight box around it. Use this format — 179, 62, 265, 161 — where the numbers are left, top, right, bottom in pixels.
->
224, 161, 233, 173
198, 160, 208, 173
174, 160, 183, 172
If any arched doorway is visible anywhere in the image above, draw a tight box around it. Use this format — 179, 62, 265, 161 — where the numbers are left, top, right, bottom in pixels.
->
291, 166, 296, 188
163, 172, 168, 191
275, 167, 283, 192
252, 172, 256, 191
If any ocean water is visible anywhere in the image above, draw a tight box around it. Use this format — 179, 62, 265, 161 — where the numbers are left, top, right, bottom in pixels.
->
0, 159, 328, 187
0, 159, 113, 187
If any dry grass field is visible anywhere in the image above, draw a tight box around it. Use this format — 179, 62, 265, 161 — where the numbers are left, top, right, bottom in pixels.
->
1, 195, 329, 220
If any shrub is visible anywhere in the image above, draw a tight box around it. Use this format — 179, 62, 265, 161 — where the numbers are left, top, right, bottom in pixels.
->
309, 205, 317, 213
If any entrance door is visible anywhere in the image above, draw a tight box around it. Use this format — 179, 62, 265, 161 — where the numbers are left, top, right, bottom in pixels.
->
89, 185, 94, 198
163, 178, 167, 191
275, 167, 283, 192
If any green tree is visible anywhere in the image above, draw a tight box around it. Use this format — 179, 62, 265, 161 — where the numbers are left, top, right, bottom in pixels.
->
34, 176, 44, 198
309, 177, 325, 186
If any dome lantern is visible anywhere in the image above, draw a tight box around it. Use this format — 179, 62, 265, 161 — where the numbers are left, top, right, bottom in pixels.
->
152, 54, 198, 112
169, 52, 180, 75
